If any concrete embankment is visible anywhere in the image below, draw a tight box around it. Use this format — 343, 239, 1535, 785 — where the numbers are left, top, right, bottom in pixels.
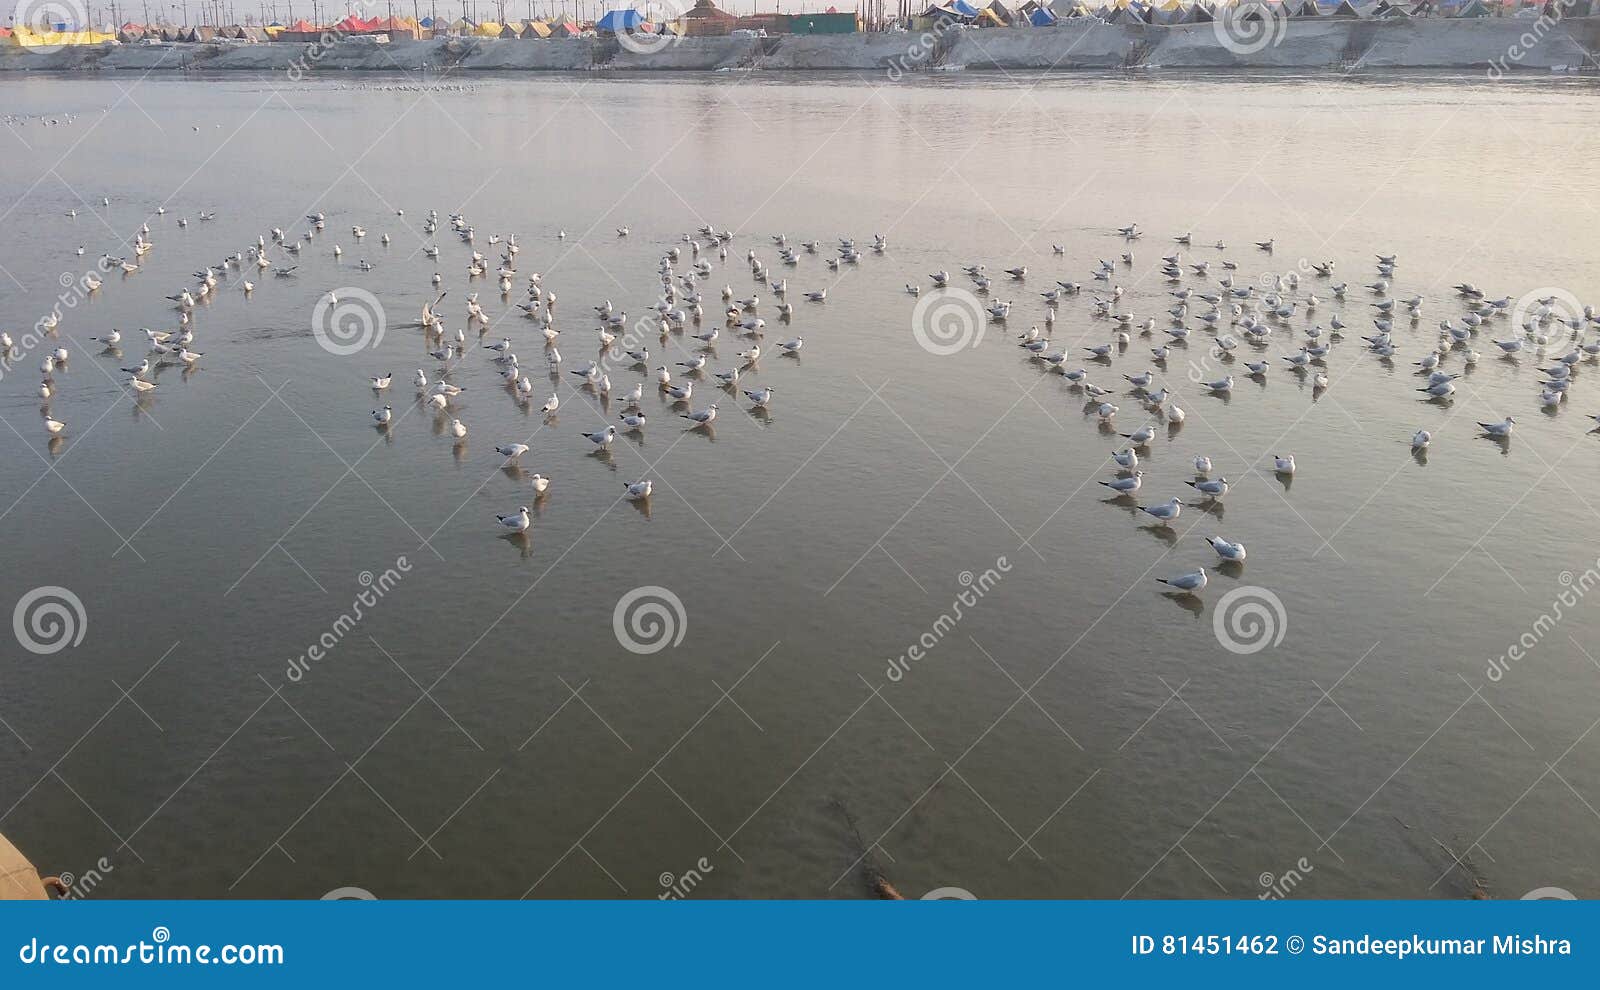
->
1, 20, 1596, 75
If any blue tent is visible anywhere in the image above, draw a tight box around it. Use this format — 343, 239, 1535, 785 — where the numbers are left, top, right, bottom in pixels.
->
1029, 7, 1057, 23
596, 8, 646, 31
951, 0, 981, 15
420, 16, 434, 26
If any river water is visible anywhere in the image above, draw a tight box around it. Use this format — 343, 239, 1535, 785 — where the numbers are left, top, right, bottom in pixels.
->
1, 70, 1598, 899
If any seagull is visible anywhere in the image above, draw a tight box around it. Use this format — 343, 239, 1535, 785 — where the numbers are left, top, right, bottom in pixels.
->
1099, 471, 1144, 494
370, 373, 392, 390
1478, 417, 1515, 437
1158, 568, 1209, 592
529, 475, 551, 495
1186, 477, 1230, 499
44, 418, 66, 436
496, 506, 532, 533
582, 426, 618, 448
624, 479, 654, 500
540, 395, 560, 415
620, 412, 648, 429
1194, 455, 1213, 475
1112, 448, 1139, 469
1121, 424, 1156, 446
496, 443, 530, 461
1273, 454, 1296, 474
1412, 429, 1432, 450
743, 386, 776, 407
1206, 537, 1247, 563
127, 377, 158, 393
682, 404, 719, 426
372, 406, 393, 425
1139, 498, 1183, 524
450, 418, 468, 440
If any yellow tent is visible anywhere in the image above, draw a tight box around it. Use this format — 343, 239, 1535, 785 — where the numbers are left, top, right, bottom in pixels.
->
1158, 0, 1184, 8
524, 20, 552, 37
474, 21, 503, 36
9, 26, 117, 47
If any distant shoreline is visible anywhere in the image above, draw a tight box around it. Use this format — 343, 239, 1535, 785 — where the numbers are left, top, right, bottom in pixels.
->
3, 21, 1598, 75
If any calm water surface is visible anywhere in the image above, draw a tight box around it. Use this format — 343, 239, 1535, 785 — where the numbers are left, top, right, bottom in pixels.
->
2, 71, 1599, 899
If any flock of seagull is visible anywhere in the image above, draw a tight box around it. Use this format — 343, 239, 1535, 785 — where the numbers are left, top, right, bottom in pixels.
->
913, 223, 1598, 595
11, 205, 829, 540
11, 206, 1599, 588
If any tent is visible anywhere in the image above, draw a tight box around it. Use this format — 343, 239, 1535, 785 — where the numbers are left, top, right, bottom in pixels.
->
1328, 0, 1362, 15
522, 20, 552, 37
1293, 0, 1323, 14
1453, 0, 1491, 13
596, 9, 646, 32
951, 0, 982, 15
1182, 3, 1215, 21
1029, 6, 1059, 23
474, 21, 504, 36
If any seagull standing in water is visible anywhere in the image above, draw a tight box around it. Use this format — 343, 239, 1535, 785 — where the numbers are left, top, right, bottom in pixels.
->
1138, 498, 1182, 524
1206, 537, 1247, 562
1157, 568, 1208, 592
496, 507, 531, 533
